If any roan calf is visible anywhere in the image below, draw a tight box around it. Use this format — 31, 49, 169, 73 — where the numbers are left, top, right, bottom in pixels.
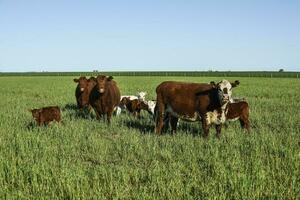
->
120, 97, 149, 118
29, 106, 61, 126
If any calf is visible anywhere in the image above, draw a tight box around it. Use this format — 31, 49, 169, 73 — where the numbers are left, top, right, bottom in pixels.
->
115, 91, 148, 115
89, 75, 121, 124
225, 100, 250, 132
119, 97, 149, 118
29, 106, 61, 126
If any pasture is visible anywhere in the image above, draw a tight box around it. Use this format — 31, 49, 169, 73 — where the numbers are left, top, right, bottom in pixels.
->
0, 76, 299, 199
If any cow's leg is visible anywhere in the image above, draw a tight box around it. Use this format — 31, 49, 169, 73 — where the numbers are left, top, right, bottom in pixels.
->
170, 116, 178, 135
87, 105, 93, 117
240, 117, 250, 133
76, 99, 80, 108
161, 113, 170, 133
239, 118, 245, 129
107, 111, 112, 124
55, 117, 61, 123
215, 124, 222, 138
155, 102, 165, 135
201, 114, 210, 137
137, 110, 141, 119
36, 120, 42, 126
94, 109, 101, 120
245, 119, 251, 133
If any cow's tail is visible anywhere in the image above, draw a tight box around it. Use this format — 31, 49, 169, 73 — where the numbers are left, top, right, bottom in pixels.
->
155, 92, 165, 134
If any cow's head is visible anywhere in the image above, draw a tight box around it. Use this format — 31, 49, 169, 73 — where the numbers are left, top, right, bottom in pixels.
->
120, 97, 130, 107
138, 101, 149, 111
210, 79, 240, 103
74, 76, 88, 92
137, 91, 147, 101
96, 75, 113, 94
28, 109, 41, 120
80, 77, 97, 106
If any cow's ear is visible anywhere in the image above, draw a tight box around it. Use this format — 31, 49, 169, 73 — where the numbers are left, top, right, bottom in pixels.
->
107, 76, 113, 81
231, 80, 240, 88
74, 78, 79, 83
210, 81, 217, 88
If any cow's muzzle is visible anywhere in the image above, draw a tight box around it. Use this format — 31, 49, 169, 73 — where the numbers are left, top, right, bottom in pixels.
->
223, 93, 230, 101
99, 89, 105, 93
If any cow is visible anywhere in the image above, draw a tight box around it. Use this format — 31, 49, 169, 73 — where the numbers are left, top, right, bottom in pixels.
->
224, 100, 250, 132
73, 76, 97, 109
89, 75, 121, 124
155, 79, 240, 137
28, 106, 61, 126
119, 97, 149, 118
74, 76, 88, 108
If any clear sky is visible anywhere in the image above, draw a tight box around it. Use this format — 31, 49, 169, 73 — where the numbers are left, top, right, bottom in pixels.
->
0, 0, 299, 72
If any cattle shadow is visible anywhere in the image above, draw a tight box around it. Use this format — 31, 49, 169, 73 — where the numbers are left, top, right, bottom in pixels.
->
62, 103, 96, 120
121, 115, 206, 136
177, 122, 202, 136
25, 121, 63, 130
122, 118, 155, 134
63, 103, 78, 111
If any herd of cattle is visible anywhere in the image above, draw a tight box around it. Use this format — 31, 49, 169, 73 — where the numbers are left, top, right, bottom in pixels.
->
29, 75, 250, 137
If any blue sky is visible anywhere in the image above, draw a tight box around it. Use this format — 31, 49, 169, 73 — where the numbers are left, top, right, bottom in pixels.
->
0, 0, 299, 72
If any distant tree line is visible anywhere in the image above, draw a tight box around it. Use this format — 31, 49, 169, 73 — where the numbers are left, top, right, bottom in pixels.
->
0, 71, 299, 78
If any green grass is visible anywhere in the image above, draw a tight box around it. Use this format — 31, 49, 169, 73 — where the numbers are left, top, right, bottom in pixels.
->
0, 76, 299, 199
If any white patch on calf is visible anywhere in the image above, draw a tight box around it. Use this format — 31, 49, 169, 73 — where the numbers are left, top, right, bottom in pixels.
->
114, 106, 122, 115
137, 91, 147, 101
120, 95, 138, 101
145, 100, 156, 115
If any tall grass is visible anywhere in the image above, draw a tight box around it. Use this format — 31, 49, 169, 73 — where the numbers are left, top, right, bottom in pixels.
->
0, 76, 299, 199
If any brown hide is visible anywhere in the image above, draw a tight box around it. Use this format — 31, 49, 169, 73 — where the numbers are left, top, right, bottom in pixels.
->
74, 76, 97, 109
29, 106, 61, 126
74, 76, 87, 108
120, 97, 149, 117
89, 75, 121, 123
226, 101, 250, 132
156, 81, 215, 117
155, 81, 222, 136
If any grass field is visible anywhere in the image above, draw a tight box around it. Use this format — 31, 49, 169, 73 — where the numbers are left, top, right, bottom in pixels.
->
0, 76, 299, 199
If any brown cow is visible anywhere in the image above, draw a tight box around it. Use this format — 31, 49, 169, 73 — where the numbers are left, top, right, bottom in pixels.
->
155, 80, 239, 137
74, 76, 88, 108
29, 106, 61, 126
74, 76, 97, 109
89, 75, 121, 124
225, 100, 250, 132
119, 97, 149, 118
